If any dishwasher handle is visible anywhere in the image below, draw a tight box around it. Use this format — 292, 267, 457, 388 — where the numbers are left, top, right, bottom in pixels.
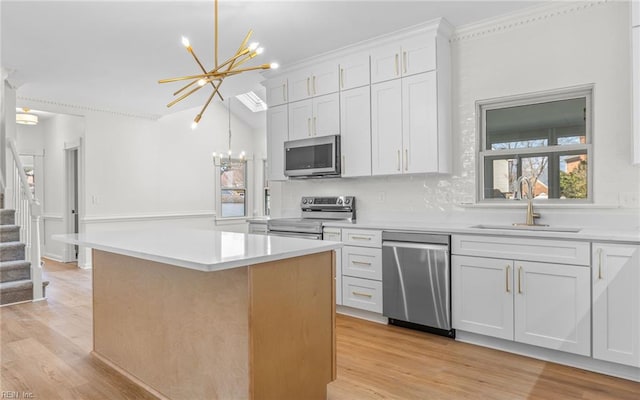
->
382, 241, 449, 253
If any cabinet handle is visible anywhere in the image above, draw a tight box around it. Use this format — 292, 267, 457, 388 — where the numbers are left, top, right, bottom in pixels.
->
283, 84, 287, 102
404, 149, 408, 171
403, 51, 407, 73
352, 291, 373, 298
342, 155, 346, 175
517, 266, 523, 294
397, 150, 401, 171
313, 75, 317, 94
307, 77, 310, 96
352, 260, 372, 266
313, 116, 317, 136
350, 235, 372, 241
340, 68, 344, 89
598, 248, 603, 280
506, 265, 511, 293
307, 118, 312, 136
395, 54, 399, 76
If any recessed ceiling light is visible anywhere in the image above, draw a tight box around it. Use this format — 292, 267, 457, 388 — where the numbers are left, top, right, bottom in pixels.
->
235, 91, 267, 113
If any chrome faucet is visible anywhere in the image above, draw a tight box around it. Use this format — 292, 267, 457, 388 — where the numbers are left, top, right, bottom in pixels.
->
513, 176, 541, 226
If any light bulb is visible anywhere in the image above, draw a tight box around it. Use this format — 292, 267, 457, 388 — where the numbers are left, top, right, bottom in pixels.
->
248, 42, 259, 51
191, 121, 199, 130
227, 149, 232, 156
270, 62, 279, 69
181, 36, 190, 48
198, 79, 207, 86
240, 151, 246, 159
212, 152, 217, 158
255, 47, 264, 55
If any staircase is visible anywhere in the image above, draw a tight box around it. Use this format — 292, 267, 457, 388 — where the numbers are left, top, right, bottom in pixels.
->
0, 208, 47, 305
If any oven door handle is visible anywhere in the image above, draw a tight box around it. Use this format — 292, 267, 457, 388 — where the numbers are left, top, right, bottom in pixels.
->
268, 231, 322, 240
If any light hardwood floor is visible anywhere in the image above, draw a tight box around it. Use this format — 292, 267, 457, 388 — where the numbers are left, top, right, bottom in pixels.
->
2, 259, 639, 400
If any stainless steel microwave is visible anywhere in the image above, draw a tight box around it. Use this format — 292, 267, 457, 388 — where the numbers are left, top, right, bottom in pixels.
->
284, 135, 341, 178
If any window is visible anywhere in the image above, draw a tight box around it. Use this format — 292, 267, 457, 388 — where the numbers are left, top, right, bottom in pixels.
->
478, 88, 592, 202
218, 159, 247, 218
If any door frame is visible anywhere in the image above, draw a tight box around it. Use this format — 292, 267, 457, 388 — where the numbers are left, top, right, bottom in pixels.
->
63, 139, 82, 262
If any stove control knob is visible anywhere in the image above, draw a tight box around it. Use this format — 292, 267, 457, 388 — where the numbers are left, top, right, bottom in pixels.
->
308, 199, 313, 204
345, 198, 350, 205
337, 199, 343, 205
302, 199, 308, 204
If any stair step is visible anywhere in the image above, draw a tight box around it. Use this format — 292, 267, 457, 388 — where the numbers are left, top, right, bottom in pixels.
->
0, 225, 21, 243
0, 209, 16, 226
0, 260, 31, 283
0, 279, 33, 305
0, 242, 26, 262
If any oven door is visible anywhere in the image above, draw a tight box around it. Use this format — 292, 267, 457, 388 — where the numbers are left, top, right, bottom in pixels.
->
284, 135, 340, 177
268, 231, 323, 240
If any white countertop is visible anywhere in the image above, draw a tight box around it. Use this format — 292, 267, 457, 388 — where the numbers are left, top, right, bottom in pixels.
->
322, 220, 640, 243
53, 229, 342, 272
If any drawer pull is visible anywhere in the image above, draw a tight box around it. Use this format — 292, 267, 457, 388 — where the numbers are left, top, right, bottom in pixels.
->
307, 77, 310, 96
352, 291, 373, 298
351, 235, 372, 241
352, 260, 372, 266
598, 248, 603, 280
403, 51, 407, 73
395, 53, 399, 76
340, 68, 344, 88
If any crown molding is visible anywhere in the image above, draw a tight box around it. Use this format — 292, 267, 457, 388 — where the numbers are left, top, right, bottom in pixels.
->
451, 0, 609, 43
16, 96, 162, 121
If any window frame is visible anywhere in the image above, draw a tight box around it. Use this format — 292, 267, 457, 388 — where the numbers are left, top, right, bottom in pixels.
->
476, 86, 593, 204
215, 157, 248, 219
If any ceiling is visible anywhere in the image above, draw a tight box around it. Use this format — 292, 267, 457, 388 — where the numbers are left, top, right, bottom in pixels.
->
2, 0, 545, 128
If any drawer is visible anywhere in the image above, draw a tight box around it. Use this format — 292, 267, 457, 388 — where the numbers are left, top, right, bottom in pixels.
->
452, 235, 590, 266
342, 228, 382, 248
342, 246, 382, 280
342, 276, 383, 313
323, 227, 342, 241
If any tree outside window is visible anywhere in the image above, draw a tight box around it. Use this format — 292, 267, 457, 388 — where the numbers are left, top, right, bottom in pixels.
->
219, 160, 247, 218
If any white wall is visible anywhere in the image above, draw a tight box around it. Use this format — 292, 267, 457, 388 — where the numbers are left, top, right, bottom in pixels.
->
270, 1, 640, 230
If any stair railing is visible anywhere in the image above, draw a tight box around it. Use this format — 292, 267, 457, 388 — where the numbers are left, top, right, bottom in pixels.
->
6, 138, 44, 301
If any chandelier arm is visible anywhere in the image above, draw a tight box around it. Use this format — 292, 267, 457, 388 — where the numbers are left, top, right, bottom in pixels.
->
166, 79, 213, 108
210, 48, 251, 73
173, 79, 198, 96
235, 30, 253, 57
195, 84, 220, 124
187, 48, 224, 101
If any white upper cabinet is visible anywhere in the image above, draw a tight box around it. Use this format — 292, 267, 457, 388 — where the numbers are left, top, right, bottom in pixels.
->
370, 32, 436, 84
371, 79, 403, 175
287, 61, 339, 103
264, 78, 287, 107
339, 52, 370, 91
288, 93, 340, 141
633, 0, 640, 27
340, 86, 371, 177
592, 243, 640, 367
633, 27, 640, 164
266, 104, 288, 181
402, 72, 438, 174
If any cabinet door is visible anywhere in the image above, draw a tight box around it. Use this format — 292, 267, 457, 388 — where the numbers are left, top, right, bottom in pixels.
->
323, 228, 342, 306
371, 79, 402, 176
340, 52, 370, 90
288, 99, 313, 141
288, 69, 313, 103
340, 86, 371, 177
592, 243, 640, 367
370, 42, 401, 84
264, 78, 287, 106
514, 261, 590, 356
452, 255, 514, 340
402, 72, 438, 174
313, 93, 340, 137
342, 276, 383, 313
401, 33, 437, 76
266, 104, 288, 181
312, 61, 339, 97
633, 27, 640, 165
633, 1, 640, 27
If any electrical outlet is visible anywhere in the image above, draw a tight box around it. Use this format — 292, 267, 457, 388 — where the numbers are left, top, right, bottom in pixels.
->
619, 192, 640, 208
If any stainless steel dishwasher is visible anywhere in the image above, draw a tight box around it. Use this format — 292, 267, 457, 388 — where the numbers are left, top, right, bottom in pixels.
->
382, 231, 454, 338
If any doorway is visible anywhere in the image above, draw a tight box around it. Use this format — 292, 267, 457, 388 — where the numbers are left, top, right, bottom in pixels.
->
65, 146, 79, 261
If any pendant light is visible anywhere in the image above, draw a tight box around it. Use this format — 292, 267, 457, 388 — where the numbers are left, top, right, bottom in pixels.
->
159, 0, 279, 129
16, 108, 38, 125
213, 98, 245, 167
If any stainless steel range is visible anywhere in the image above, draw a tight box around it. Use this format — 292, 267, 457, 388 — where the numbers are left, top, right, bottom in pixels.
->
267, 196, 355, 240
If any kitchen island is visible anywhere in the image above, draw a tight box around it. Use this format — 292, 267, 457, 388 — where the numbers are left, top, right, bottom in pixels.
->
54, 229, 341, 400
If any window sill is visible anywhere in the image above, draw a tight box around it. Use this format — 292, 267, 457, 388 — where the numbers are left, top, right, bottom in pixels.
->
458, 202, 620, 210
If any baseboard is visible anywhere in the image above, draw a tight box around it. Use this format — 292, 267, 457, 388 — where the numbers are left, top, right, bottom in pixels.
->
456, 330, 640, 382
42, 253, 64, 263
336, 305, 388, 324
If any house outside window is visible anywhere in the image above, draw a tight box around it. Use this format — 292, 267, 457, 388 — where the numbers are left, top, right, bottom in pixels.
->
219, 159, 247, 218
478, 87, 592, 202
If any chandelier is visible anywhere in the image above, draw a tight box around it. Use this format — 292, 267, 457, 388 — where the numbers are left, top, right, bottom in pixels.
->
159, 0, 278, 129
16, 108, 38, 125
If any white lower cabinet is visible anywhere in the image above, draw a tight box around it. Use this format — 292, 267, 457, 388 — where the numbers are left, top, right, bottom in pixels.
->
452, 235, 591, 357
592, 243, 640, 367
342, 276, 383, 313
323, 227, 343, 306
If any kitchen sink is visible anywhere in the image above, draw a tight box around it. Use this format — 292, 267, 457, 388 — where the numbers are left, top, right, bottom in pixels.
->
470, 224, 582, 233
